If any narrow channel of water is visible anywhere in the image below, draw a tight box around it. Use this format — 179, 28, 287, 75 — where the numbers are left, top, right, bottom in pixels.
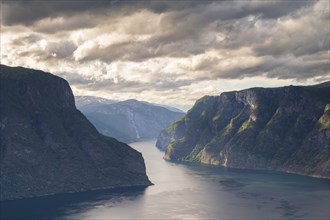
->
1, 140, 329, 219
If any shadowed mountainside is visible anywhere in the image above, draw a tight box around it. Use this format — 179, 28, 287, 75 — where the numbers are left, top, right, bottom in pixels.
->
0, 65, 151, 200
76, 97, 184, 143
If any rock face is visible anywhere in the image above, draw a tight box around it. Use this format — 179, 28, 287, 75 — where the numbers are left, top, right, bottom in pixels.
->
0, 65, 151, 200
76, 97, 184, 143
157, 83, 330, 178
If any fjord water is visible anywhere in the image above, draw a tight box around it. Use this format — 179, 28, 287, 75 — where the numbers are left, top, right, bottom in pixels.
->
1, 140, 329, 219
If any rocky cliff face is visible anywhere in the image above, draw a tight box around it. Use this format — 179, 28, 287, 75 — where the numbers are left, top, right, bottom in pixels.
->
76, 98, 184, 143
0, 65, 151, 200
157, 82, 330, 178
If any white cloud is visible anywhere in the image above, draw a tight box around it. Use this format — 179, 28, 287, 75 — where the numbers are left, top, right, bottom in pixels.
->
1, 0, 329, 110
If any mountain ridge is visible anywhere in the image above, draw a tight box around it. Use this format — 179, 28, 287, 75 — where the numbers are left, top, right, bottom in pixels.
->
156, 82, 330, 178
76, 97, 184, 143
0, 64, 151, 200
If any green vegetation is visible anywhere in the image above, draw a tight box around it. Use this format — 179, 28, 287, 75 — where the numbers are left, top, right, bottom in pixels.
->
165, 117, 185, 132
221, 121, 233, 136
159, 81, 330, 178
238, 120, 250, 132
318, 105, 330, 131
212, 115, 220, 121
187, 144, 205, 161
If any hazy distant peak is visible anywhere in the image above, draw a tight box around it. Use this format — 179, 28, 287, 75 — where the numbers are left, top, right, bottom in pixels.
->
75, 96, 118, 107
75, 95, 185, 113
75, 96, 184, 143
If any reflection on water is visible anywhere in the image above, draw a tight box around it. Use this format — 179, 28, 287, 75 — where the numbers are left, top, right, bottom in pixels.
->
0, 187, 147, 219
66, 140, 329, 220
62, 187, 147, 218
1, 140, 329, 220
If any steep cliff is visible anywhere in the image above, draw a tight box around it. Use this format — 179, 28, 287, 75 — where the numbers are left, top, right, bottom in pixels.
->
0, 65, 151, 200
157, 82, 330, 178
76, 98, 184, 143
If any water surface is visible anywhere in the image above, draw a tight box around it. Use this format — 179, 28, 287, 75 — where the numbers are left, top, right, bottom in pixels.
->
1, 140, 329, 219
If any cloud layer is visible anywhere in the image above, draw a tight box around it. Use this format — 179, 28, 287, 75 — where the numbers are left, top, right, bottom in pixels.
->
1, 0, 329, 110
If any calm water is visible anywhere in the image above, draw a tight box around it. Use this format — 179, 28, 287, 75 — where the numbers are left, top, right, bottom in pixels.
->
1, 140, 329, 219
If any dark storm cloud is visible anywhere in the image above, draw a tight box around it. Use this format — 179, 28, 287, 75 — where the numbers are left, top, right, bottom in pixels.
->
65, 0, 321, 63
1, 0, 328, 89
253, 30, 329, 57
32, 14, 101, 34
2, 0, 114, 26
1, 0, 199, 27
2, 0, 315, 26
4, 0, 323, 65
197, 52, 330, 80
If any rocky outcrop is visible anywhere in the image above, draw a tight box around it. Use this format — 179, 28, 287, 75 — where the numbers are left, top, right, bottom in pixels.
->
0, 65, 151, 200
157, 82, 330, 178
76, 98, 184, 143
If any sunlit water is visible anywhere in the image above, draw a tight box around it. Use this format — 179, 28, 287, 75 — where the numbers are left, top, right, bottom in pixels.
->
1, 140, 329, 219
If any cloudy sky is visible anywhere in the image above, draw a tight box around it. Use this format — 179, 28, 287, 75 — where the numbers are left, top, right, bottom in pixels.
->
1, 0, 329, 110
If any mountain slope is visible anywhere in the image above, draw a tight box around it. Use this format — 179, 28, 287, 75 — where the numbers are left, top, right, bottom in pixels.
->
76, 98, 184, 143
156, 83, 330, 178
0, 65, 151, 200
75, 96, 118, 108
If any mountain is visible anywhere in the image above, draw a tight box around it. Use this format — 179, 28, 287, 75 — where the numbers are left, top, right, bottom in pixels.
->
156, 83, 330, 178
150, 103, 185, 113
75, 96, 118, 108
0, 65, 151, 200
76, 97, 184, 143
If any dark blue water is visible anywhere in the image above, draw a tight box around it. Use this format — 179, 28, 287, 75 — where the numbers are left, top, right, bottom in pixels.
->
1, 140, 329, 219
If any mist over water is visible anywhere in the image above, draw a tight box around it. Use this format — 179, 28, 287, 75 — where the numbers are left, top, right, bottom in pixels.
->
1, 140, 329, 219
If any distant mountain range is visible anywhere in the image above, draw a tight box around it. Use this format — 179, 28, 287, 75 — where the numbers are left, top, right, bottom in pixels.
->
76, 96, 184, 143
157, 82, 330, 178
0, 65, 151, 200
75, 96, 118, 108
75, 96, 184, 113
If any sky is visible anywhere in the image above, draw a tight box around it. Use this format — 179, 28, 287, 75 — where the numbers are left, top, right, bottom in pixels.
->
1, 0, 329, 111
